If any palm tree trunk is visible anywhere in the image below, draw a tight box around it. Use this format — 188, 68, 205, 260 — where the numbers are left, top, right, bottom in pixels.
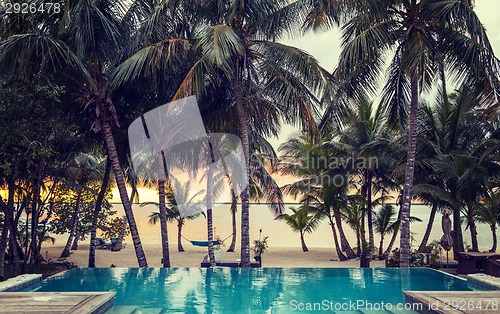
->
0, 217, 9, 282
399, 73, 420, 268
158, 179, 171, 267
0, 181, 15, 281
384, 200, 402, 256
207, 135, 216, 267
207, 208, 216, 266
465, 202, 479, 252
88, 158, 111, 267
232, 74, 251, 267
328, 215, 347, 261
112, 217, 127, 252
379, 235, 385, 257
71, 228, 80, 251
417, 203, 438, 252
469, 220, 479, 252
29, 169, 43, 269
177, 220, 184, 252
102, 121, 148, 267
8, 209, 21, 276
452, 205, 465, 259
356, 229, 361, 257
489, 224, 497, 253
60, 188, 82, 258
366, 171, 375, 256
440, 60, 448, 104
334, 210, 356, 259
468, 217, 479, 252
113, 189, 136, 252
300, 231, 309, 252
227, 192, 237, 252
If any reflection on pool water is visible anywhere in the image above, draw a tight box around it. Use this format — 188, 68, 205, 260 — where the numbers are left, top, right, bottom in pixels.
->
25, 268, 473, 313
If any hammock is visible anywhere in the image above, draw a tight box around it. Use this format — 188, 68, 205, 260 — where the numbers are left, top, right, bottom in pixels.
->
190, 240, 221, 247
182, 234, 233, 247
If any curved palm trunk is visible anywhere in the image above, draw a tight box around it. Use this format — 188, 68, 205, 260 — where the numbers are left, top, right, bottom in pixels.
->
60, 188, 82, 258
177, 220, 185, 252
469, 220, 479, 252
113, 189, 136, 252
452, 205, 465, 258
158, 179, 171, 268
227, 192, 237, 252
88, 158, 111, 267
232, 75, 251, 267
112, 218, 127, 252
400, 74, 420, 268
102, 121, 148, 267
356, 229, 361, 257
334, 210, 356, 259
384, 201, 402, 256
300, 231, 309, 252
71, 229, 80, 251
417, 203, 438, 252
378, 234, 386, 257
328, 215, 348, 261
466, 202, 479, 252
489, 224, 497, 253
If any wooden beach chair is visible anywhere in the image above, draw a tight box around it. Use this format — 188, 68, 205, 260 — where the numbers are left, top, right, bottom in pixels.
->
484, 258, 500, 277
456, 252, 477, 274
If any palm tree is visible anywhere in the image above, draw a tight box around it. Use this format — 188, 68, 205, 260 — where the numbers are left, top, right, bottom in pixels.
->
88, 156, 112, 267
342, 197, 364, 257
0, 0, 151, 267
477, 190, 500, 252
436, 152, 499, 252
423, 87, 500, 252
145, 180, 205, 252
327, 97, 398, 257
279, 134, 356, 260
414, 89, 472, 254
373, 205, 398, 258
112, 0, 335, 267
226, 191, 238, 252
60, 153, 102, 258
334, 0, 498, 266
275, 207, 321, 252
374, 204, 422, 257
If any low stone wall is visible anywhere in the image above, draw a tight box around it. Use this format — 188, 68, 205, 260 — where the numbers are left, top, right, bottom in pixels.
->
0, 274, 42, 292
468, 273, 500, 290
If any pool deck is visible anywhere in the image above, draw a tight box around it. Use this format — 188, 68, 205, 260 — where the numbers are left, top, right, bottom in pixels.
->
0, 292, 115, 313
404, 291, 500, 314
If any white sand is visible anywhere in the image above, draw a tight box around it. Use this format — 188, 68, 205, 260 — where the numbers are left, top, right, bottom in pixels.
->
43, 244, 386, 268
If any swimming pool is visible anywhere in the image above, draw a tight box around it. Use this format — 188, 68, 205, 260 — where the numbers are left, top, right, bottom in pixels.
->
25, 268, 474, 313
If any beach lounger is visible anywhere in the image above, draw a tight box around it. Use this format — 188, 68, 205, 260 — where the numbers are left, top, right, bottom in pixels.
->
95, 238, 113, 250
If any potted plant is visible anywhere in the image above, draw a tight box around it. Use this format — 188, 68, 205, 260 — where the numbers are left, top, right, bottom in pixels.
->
253, 236, 269, 263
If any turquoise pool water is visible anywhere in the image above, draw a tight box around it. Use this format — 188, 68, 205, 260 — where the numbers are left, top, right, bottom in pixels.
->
25, 268, 472, 313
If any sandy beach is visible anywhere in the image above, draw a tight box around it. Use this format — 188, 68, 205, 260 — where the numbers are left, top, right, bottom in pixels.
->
42, 244, 386, 268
